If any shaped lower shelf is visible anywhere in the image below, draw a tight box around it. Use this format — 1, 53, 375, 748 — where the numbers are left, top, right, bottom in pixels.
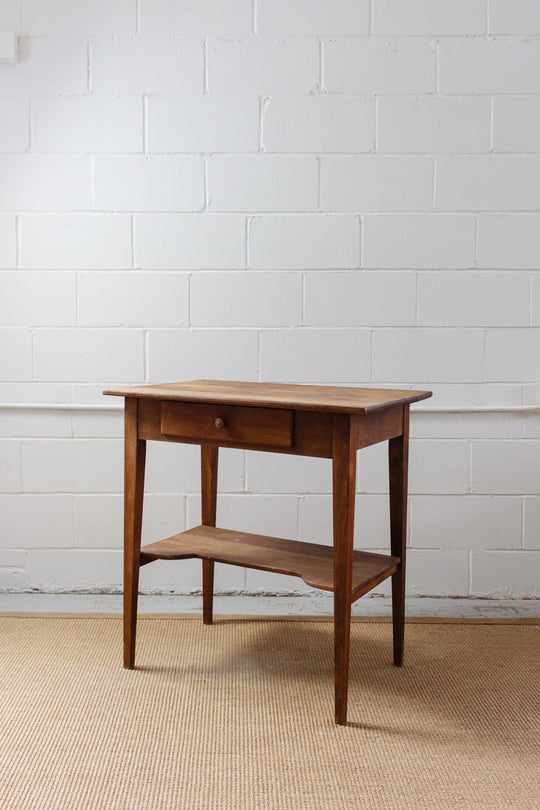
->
140, 525, 399, 600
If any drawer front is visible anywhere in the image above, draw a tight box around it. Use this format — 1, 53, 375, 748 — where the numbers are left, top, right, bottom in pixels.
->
161, 401, 294, 448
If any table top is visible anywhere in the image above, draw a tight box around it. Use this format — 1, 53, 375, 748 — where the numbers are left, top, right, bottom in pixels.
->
103, 380, 432, 415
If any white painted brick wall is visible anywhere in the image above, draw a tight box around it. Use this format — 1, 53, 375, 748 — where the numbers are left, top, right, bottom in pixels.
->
0, 155, 91, 211
524, 498, 540, 549
249, 215, 360, 269
417, 272, 530, 327
0, 494, 74, 548
90, 38, 204, 96
477, 215, 540, 269
22, 0, 136, 36
260, 329, 371, 383
77, 272, 189, 327
472, 441, 540, 495
22, 439, 124, 493
134, 214, 246, 269
0, 408, 71, 439
378, 96, 490, 154
470, 551, 540, 598
373, 329, 484, 383
532, 278, 540, 326
262, 96, 375, 153
485, 330, 540, 382
34, 329, 145, 382
0, 215, 16, 268
435, 156, 540, 211
20, 214, 132, 270
493, 97, 540, 152
0, 0, 539, 601
304, 271, 416, 326
0, 272, 76, 326
410, 496, 522, 549
190, 272, 302, 327
147, 96, 259, 153
320, 156, 433, 212
147, 329, 259, 380
207, 155, 318, 212
0, 330, 32, 380
372, 0, 486, 36
489, 0, 540, 35
94, 156, 205, 212
363, 214, 476, 269
0, 98, 28, 152
31, 97, 143, 154
207, 39, 318, 95
144, 444, 244, 495
0, 39, 87, 95
256, 0, 370, 36
298, 494, 390, 550
0, 441, 22, 493
324, 38, 436, 94
0, 1, 21, 31
139, 0, 253, 37
439, 38, 540, 94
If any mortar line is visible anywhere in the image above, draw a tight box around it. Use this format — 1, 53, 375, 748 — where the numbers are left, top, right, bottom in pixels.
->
203, 39, 208, 94
521, 496, 526, 550
15, 214, 20, 269
373, 95, 378, 152
87, 42, 92, 93
489, 96, 495, 152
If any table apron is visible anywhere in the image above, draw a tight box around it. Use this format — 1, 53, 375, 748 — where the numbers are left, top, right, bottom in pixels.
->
136, 398, 404, 457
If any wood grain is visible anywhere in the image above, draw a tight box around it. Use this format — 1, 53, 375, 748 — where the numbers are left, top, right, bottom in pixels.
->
332, 414, 356, 725
123, 398, 146, 669
352, 406, 403, 450
161, 400, 293, 448
108, 378, 429, 724
138, 398, 334, 458
201, 445, 218, 626
104, 379, 432, 414
389, 404, 410, 668
139, 525, 399, 596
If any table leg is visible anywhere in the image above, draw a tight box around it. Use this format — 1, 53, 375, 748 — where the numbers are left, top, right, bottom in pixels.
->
332, 414, 356, 725
124, 398, 146, 669
389, 405, 410, 667
201, 444, 219, 625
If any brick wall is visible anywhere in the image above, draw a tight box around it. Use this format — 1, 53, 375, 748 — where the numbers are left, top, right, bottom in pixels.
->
0, 0, 539, 599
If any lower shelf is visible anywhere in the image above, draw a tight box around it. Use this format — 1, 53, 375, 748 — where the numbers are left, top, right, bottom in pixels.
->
140, 525, 400, 600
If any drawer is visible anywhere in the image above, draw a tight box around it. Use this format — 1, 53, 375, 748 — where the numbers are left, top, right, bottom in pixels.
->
161, 401, 294, 448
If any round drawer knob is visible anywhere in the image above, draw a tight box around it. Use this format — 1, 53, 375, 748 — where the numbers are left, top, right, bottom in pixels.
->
214, 417, 226, 429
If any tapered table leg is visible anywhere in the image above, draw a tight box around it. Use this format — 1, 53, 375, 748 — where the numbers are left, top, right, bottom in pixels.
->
332, 414, 356, 725
123, 397, 146, 669
389, 405, 410, 667
201, 444, 219, 625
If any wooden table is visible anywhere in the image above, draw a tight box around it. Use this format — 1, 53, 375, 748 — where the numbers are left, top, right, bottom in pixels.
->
104, 380, 432, 725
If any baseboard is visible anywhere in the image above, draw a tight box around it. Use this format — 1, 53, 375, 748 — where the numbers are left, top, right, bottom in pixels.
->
0, 592, 539, 620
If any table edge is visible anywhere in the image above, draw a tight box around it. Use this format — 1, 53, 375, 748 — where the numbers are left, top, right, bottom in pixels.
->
102, 386, 433, 414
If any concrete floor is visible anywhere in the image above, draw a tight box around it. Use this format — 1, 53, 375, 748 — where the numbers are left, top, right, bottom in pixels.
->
1, 592, 539, 619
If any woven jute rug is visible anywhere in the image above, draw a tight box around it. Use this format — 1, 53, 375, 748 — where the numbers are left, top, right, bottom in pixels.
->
0, 616, 538, 809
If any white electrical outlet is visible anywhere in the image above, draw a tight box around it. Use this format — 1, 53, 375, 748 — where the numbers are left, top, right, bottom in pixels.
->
0, 32, 18, 63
